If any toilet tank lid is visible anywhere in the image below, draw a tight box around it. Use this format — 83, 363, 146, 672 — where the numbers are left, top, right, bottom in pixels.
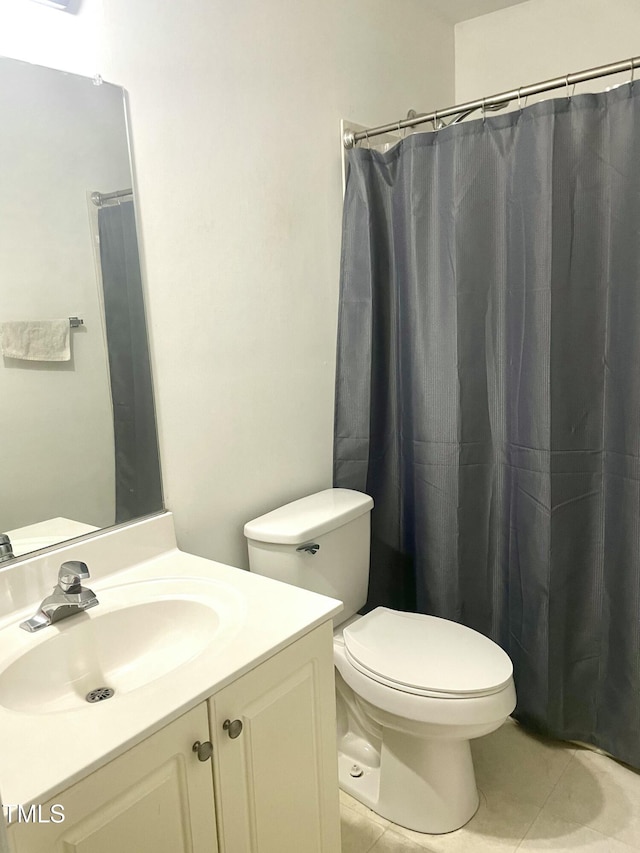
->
244, 488, 374, 545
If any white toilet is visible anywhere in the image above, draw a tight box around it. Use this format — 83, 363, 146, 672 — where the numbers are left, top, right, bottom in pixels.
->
244, 488, 516, 834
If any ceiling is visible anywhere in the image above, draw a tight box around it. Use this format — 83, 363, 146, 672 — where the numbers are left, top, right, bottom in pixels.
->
428, 0, 530, 24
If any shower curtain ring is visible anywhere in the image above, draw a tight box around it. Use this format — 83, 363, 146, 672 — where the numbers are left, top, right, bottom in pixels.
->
482, 99, 486, 123
364, 130, 370, 149
565, 74, 574, 102
517, 87, 523, 111
630, 59, 635, 89
432, 109, 438, 132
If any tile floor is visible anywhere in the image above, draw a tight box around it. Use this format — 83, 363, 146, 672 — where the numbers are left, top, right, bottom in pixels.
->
340, 717, 640, 853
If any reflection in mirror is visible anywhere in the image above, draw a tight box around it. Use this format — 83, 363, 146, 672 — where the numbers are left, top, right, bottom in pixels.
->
0, 59, 162, 561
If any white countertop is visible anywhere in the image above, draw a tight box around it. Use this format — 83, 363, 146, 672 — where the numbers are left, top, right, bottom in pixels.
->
0, 513, 342, 812
5, 518, 100, 558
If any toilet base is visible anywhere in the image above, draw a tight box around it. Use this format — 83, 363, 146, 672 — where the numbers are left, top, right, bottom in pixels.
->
338, 732, 480, 834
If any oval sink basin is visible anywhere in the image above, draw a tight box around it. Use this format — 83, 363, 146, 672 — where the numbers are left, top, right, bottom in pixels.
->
0, 578, 244, 714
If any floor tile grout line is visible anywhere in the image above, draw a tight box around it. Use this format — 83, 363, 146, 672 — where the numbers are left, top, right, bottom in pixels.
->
536, 749, 578, 812
340, 802, 387, 853
341, 791, 394, 828
365, 817, 440, 852
511, 747, 578, 850
515, 808, 640, 853
368, 826, 389, 852
512, 801, 545, 852
340, 802, 390, 834
363, 820, 387, 853
373, 824, 437, 853
546, 747, 640, 851
585, 823, 640, 852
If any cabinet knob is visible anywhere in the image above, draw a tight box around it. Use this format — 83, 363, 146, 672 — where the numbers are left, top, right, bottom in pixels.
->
223, 718, 243, 739
192, 740, 213, 761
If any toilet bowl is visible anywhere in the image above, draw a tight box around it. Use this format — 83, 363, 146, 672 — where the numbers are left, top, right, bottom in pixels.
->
244, 488, 517, 834
333, 608, 516, 833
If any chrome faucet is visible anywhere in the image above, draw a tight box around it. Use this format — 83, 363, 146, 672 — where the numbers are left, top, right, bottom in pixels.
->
20, 561, 99, 632
0, 534, 14, 563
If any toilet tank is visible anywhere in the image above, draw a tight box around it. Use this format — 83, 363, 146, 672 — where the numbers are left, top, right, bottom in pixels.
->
244, 488, 374, 626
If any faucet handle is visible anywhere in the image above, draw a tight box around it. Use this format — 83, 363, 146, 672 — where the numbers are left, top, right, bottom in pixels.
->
58, 560, 90, 592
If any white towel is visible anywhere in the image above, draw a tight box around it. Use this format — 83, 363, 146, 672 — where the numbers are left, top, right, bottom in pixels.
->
0, 320, 71, 362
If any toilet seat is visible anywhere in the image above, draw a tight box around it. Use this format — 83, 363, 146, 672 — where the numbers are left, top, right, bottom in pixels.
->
342, 607, 513, 699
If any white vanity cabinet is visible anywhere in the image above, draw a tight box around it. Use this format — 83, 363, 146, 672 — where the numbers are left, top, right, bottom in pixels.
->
209, 621, 340, 853
7, 621, 340, 853
8, 703, 217, 853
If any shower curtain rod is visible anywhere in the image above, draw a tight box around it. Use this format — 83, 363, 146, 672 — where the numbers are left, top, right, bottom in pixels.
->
90, 189, 133, 206
343, 55, 640, 148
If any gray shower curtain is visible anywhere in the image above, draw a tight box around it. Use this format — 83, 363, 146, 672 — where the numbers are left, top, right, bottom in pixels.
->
98, 201, 162, 524
334, 84, 640, 767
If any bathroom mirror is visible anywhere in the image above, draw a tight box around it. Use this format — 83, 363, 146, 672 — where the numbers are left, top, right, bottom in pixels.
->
0, 58, 162, 561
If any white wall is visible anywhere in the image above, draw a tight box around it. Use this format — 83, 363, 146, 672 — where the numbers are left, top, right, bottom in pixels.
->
101, 0, 454, 568
0, 0, 454, 568
456, 0, 640, 103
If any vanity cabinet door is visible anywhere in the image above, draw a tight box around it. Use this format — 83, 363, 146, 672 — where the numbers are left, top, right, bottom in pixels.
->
209, 621, 340, 853
9, 703, 218, 853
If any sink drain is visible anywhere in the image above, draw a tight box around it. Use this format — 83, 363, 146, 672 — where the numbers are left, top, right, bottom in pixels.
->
86, 687, 115, 703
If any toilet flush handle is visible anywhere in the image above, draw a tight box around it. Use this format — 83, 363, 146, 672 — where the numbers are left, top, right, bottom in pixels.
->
296, 543, 320, 555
